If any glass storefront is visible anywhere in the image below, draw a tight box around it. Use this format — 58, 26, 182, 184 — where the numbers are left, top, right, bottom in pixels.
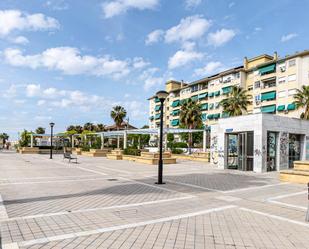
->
226, 131, 254, 171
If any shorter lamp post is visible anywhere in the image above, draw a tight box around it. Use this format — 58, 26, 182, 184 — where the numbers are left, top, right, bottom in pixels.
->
155, 90, 168, 184
49, 122, 55, 159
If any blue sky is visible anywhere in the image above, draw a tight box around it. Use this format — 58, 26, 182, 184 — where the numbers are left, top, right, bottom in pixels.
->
0, 0, 308, 139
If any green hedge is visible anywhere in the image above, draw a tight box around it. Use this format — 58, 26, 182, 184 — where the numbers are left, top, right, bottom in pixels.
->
124, 148, 141, 156
172, 148, 184, 154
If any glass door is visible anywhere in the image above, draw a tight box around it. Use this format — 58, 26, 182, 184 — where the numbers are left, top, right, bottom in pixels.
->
267, 132, 277, 171
227, 134, 238, 169
289, 134, 301, 168
238, 133, 246, 171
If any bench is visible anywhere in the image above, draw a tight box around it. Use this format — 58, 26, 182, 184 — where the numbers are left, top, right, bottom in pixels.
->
63, 152, 78, 163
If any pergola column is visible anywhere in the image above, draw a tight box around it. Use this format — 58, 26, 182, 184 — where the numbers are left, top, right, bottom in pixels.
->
30, 134, 34, 148
100, 133, 104, 149
203, 130, 207, 152
123, 132, 127, 149
71, 135, 74, 148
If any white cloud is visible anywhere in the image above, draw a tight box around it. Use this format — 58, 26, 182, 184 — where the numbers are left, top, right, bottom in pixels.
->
34, 115, 52, 121
207, 28, 236, 47
165, 15, 211, 43
133, 57, 150, 69
2, 84, 18, 98
102, 0, 159, 18
185, 0, 202, 9
281, 33, 298, 42
146, 15, 211, 45
145, 29, 164, 45
10, 36, 29, 45
228, 2, 235, 8
26, 84, 41, 97
168, 49, 203, 69
194, 61, 224, 76
3, 47, 131, 79
45, 0, 69, 11
140, 67, 164, 91
37, 100, 46, 106
0, 10, 59, 37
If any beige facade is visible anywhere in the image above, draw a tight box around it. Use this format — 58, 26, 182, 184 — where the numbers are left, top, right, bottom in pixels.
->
148, 50, 309, 129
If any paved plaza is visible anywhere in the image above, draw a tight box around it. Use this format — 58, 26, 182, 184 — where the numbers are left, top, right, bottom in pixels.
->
0, 151, 308, 249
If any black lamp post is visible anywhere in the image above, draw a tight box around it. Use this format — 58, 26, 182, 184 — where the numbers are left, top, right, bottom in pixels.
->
155, 90, 168, 184
49, 122, 55, 159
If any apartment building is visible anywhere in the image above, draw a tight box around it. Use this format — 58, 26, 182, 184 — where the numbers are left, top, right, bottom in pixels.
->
148, 50, 309, 129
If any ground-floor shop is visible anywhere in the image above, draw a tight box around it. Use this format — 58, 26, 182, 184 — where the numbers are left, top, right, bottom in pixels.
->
211, 113, 309, 173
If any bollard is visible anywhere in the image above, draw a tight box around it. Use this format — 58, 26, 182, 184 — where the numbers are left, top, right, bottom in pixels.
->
306, 182, 309, 222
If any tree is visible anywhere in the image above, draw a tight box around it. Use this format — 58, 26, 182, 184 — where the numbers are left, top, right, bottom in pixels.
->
96, 123, 105, 132
35, 127, 45, 134
110, 106, 127, 148
19, 130, 30, 147
0, 133, 9, 147
219, 86, 252, 116
179, 99, 202, 154
83, 122, 96, 132
294, 85, 309, 119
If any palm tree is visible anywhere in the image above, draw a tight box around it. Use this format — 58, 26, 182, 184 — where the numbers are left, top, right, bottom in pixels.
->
96, 123, 106, 132
83, 122, 96, 131
111, 106, 127, 148
219, 86, 252, 116
179, 99, 202, 154
294, 85, 309, 119
35, 127, 45, 134
0, 133, 9, 148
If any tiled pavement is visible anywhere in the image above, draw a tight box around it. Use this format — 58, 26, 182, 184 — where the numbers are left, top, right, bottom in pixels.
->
0, 151, 308, 249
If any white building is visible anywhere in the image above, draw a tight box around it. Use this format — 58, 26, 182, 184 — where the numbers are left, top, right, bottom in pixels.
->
211, 113, 309, 173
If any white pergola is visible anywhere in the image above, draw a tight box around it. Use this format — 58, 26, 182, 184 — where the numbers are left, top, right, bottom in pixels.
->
30, 128, 208, 151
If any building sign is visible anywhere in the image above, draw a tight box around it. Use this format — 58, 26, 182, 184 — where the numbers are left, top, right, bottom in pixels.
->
225, 128, 233, 133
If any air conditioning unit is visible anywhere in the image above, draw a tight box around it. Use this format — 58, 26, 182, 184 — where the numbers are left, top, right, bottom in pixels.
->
280, 67, 286, 72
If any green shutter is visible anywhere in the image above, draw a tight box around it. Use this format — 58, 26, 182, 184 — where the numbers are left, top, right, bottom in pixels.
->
201, 113, 207, 121
201, 103, 208, 110
191, 95, 198, 101
198, 93, 208, 99
172, 109, 180, 116
259, 64, 276, 75
155, 113, 161, 119
261, 91, 276, 101
209, 103, 214, 109
149, 116, 154, 120
171, 100, 180, 107
207, 114, 214, 119
214, 91, 220, 96
155, 105, 161, 111
277, 105, 285, 111
155, 97, 160, 103
222, 86, 232, 94
261, 105, 276, 113
213, 113, 220, 119
287, 103, 296, 110
209, 92, 214, 97
180, 99, 188, 105
222, 112, 229, 118
171, 119, 179, 126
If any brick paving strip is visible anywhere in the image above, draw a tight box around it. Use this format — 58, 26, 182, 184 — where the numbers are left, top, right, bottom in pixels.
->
2, 205, 237, 249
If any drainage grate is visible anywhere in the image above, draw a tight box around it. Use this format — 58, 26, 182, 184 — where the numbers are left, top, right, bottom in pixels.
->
107, 178, 118, 181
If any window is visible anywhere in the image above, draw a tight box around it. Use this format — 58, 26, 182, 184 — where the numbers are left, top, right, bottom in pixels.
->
288, 89, 297, 96
288, 74, 296, 82
254, 81, 260, 89
234, 72, 240, 79
248, 85, 253, 91
278, 62, 286, 72
278, 76, 286, 84
289, 59, 296, 67
278, 91, 286, 98
191, 85, 199, 92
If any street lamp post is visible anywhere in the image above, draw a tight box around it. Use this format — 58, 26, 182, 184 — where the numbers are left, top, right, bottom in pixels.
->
49, 122, 55, 159
155, 90, 168, 184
